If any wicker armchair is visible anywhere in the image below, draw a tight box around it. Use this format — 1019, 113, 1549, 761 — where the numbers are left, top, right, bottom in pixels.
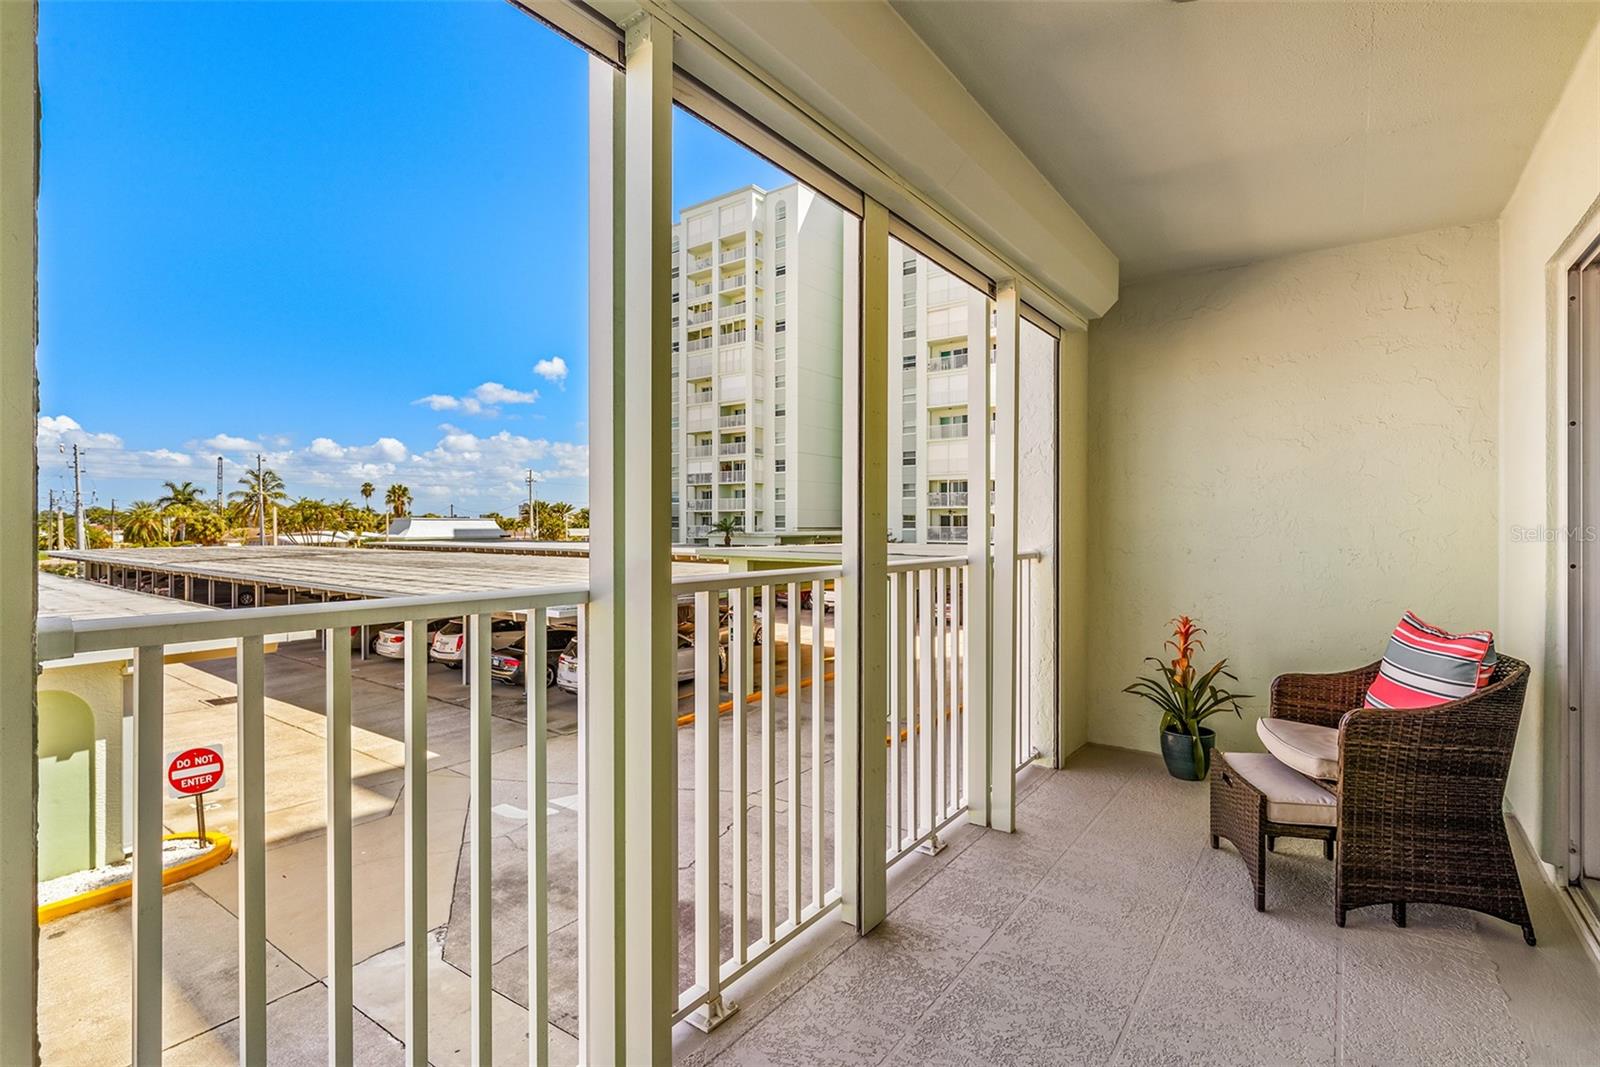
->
1268, 656, 1535, 944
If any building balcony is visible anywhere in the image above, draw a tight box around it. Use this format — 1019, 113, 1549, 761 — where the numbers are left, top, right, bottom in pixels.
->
718, 245, 745, 264
927, 491, 969, 507
926, 525, 968, 542
687, 255, 712, 273
686, 283, 713, 299
685, 444, 715, 460
685, 354, 713, 378
718, 468, 747, 484
719, 410, 747, 429
928, 422, 970, 441
684, 338, 713, 354
719, 273, 746, 292
685, 310, 712, 326
685, 403, 715, 431
718, 440, 748, 457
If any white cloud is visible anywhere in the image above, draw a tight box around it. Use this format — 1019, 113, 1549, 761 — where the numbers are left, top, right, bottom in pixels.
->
473, 381, 539, 406
414, 382, 539, 418
37, 414, 589, 511
533, 357, 568, 388
201, 433, 258, 452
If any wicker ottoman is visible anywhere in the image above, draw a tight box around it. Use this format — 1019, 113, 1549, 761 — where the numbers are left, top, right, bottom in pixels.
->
1209, 750, 1338, 911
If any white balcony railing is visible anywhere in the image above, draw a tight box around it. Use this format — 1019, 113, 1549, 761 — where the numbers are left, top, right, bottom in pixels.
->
719, 273, 746, 292
927, 492, 969, 508
686, 444, 715, 460
686, 310, 712, 326
688, 256, 712, 272
687, 283, 712, 299
35, 584, 587, 1066
720, 329, 748, 346
719, 468, 747, 484
670, 565, 844, 1026
685, 355, 714, 380
927, 351, 970, 374
718, 495, 746, 510
685, 338, 713, 354
718, 245, 745, 264
926, 526, 968, 543
31, 547, 1041, 1053
685, 472, 713, 485
718, 441, 748, 457
686, 403, 715, 430
719, 412, 746, 429
927, 422, 969, 441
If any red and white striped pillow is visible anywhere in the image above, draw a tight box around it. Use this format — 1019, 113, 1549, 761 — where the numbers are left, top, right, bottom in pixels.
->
1363, 611, 1496, 710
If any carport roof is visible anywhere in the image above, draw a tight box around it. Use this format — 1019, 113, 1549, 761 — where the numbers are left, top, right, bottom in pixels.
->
48, 545, 727, 600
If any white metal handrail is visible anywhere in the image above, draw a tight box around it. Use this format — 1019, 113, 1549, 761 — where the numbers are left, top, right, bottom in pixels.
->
673, 566, 842, 1031
927, 422, 969, 441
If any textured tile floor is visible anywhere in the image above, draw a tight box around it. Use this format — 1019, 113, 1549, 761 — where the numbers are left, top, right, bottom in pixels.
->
694, 745, 1600, 1067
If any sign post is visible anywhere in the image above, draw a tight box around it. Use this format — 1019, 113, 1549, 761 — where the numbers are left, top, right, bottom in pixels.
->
166, 744, 226, 842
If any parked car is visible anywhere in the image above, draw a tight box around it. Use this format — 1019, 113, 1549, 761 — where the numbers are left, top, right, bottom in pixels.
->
490, 628, 577, 687
555, 630, 728, 694
429, 616, 525, 668
371, 618, 451, 660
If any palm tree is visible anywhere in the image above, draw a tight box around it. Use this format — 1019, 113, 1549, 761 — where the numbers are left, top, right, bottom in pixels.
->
157, 480, 205, 541
711, 514, 740, 548
545, 501, 575, 541
229, 467, 288, 532
360, 481, 375, 513
123, 501, 164, 547
569, 506, 590, 531
385, 483, 412, 519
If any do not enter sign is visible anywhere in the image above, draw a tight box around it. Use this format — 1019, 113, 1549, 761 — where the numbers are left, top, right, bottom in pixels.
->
166, 745, 225, 798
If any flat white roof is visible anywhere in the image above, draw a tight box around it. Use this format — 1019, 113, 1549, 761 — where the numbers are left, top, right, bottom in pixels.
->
48, 545, 726, 600
39, 571, 219, 620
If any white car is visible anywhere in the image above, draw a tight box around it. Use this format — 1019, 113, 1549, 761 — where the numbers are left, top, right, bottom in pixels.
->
555, 631, 728, 694
371, 618, 450, 660
429, 617, 525, 668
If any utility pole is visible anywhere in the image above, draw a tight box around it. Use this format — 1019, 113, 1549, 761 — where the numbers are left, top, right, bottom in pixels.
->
71, 443, 85, 550
255, 453, 266, 546
110, 498, 117, 544
216, 456, 224, 516
526, 468, 537, 541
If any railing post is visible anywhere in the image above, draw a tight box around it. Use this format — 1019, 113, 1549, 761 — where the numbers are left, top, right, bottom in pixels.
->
990, 282, 1021, 832
403, 619, 430, 1066
236, 636, 267, 1065
840, 197, 889, 931
965, 286, 994, 828
131, 646, 164, 1066
325, 627, 354, 1062
0, 4, 38, 1062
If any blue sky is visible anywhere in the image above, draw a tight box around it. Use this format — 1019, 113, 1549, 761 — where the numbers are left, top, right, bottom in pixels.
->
37, 0, 787, 514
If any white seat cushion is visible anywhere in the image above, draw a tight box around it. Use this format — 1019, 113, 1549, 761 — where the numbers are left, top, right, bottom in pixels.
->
1224, 752, 1338, 828
1257, 717, 1340, 782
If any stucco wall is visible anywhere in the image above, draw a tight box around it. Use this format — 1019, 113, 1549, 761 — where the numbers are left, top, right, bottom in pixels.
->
1498, 23, 1600, 863
1087, 223, 1500, 755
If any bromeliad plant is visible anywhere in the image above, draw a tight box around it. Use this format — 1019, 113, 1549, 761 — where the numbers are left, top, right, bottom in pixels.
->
1124, 616, 1251, 776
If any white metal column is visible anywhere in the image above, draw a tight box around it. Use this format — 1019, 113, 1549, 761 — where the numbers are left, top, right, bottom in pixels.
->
990, 283, 1021, 831
0, 4, 37, 1062
622, 12, 676, 1061
964, 287, 993, 828
840, 198, 889, 931
583, 53, 627, 1065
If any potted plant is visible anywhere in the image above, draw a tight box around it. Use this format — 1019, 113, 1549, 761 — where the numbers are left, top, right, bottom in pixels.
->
1124, 616, 1250, 780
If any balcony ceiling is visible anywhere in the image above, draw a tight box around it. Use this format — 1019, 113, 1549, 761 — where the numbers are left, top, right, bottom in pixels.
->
891, 1, 1600, 281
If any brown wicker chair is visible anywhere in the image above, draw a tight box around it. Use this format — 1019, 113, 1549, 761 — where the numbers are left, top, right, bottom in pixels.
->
1269, 655, 1536, 944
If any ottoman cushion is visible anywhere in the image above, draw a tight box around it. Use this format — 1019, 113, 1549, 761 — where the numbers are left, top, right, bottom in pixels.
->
1225, 752, 1337, 827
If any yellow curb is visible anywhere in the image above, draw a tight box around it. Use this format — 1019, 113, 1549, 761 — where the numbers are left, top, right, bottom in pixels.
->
39, 831, 234, 925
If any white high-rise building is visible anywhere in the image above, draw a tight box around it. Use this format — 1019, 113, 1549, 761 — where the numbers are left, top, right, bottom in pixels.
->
669, 184, 990, 547
671, 182, 845, 544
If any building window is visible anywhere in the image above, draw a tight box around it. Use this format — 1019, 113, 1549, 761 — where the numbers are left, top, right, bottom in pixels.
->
903, 450, 916, 466
775, 374, 786, 390
775, 458, 786, 472
775, 319, 786, 333
902, 259, 916, 274
775, 487, 786, 500
775, 404, 786, 417
775, 264, 786, 277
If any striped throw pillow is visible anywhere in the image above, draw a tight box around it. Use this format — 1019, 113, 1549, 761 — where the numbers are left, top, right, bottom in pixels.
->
1364, 612, 1495, 710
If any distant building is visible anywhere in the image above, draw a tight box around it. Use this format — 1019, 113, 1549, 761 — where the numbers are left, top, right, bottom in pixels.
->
384, 517, 507, 542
